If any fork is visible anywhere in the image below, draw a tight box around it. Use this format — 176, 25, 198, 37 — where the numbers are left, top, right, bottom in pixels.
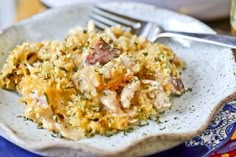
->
90, 6, 236, 49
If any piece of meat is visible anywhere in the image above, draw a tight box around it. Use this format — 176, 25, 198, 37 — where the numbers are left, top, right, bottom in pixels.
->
85, 38, 120, 65
100, 90, 122, 113
29, 91, 48, 107
120, 79, 140, 109
139, 80, 171, 110
99, 54, 140, 80
170, 77, 185, 95
72, 67, 101, 98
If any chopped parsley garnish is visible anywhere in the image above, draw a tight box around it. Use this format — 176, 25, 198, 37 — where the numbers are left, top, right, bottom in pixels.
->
51, 132, 65, 139
72, 47, 78, 51
91, 104, 100, 112
171, 93, 183, 97
138, 121, 149, 127
104, 131, 114, 137
52, 115, 59, 122
159, 111, 165, 114
155, 57, 161, 62
44, 92, 49, 104
64, 46, 69, 52
160, 127, 166, 130
85, 41, 90, 48
23, 117, 33, 122
72, 67, 78, 72
59, 67, 68, 72
78, 93, 88, 100
37, 123, 43, 129
142, 52, 148, 56
65, 86, 74, 89
185, 88, 193, 92
123, 126, 134, 135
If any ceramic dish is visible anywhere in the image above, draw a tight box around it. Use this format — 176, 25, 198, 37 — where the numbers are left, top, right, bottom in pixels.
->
0, 2, 235, 157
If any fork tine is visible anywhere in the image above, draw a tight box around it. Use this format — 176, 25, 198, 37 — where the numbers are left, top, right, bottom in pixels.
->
93, 6, 142, 29
90, 13, 121, 28
92, 19, 109, 30
94, 6, 140, 23
90, 12, 132, 32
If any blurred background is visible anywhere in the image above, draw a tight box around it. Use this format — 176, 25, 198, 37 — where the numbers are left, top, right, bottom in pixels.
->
0, 0, 45, 30
0, 0, 231, 33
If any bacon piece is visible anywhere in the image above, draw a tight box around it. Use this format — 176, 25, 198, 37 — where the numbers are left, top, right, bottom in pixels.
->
170, 77, 185, 95
85, 38, 120, 65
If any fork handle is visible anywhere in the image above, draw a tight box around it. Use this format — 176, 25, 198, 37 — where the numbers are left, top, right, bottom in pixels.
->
156, 31, 236, 49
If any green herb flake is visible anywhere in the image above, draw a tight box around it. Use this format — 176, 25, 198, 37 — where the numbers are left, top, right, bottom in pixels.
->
142, 133, 148, 136
86, 132, 95, 138
91, 105, 100, 112
137, 108, 143, 113
142, 52, 148, 56
159, 111, 165, 114
72, 112, 76, 117
124, 126, 134, 134
65, 86, 74, 89
104, 131, 114, 137
52, 115, 59, 122
72, 47, 78, 51
78, 93, 88, 100
138, 121, 149, 127
83, 30, 87, 34
171, 93, 183, 97
155, 115, 161, 123
44, 92, 49, 104
51, 132, 65, 139
185, 88, 193, 92
160, 127, 166, 130
59, 67, 68, 72
113, 53, 119, 58
89, 118, 99, 122
72, 67, 78, 72
23, 117, 33, 122
154, 57, 161, 62
64, 45, 69, 52
85, 41, 90, 48
37, 123, 43, 129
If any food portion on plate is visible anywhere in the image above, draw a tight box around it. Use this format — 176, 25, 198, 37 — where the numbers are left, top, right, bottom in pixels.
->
0, 21, 185, 140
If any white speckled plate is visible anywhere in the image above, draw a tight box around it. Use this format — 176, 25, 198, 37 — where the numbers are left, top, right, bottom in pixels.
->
0, 2, 235, 157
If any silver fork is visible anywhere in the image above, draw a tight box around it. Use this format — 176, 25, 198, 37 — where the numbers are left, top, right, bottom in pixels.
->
90, 6, 236, 49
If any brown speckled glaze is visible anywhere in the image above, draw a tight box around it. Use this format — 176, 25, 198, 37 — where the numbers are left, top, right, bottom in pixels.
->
0, 2, 235, 157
